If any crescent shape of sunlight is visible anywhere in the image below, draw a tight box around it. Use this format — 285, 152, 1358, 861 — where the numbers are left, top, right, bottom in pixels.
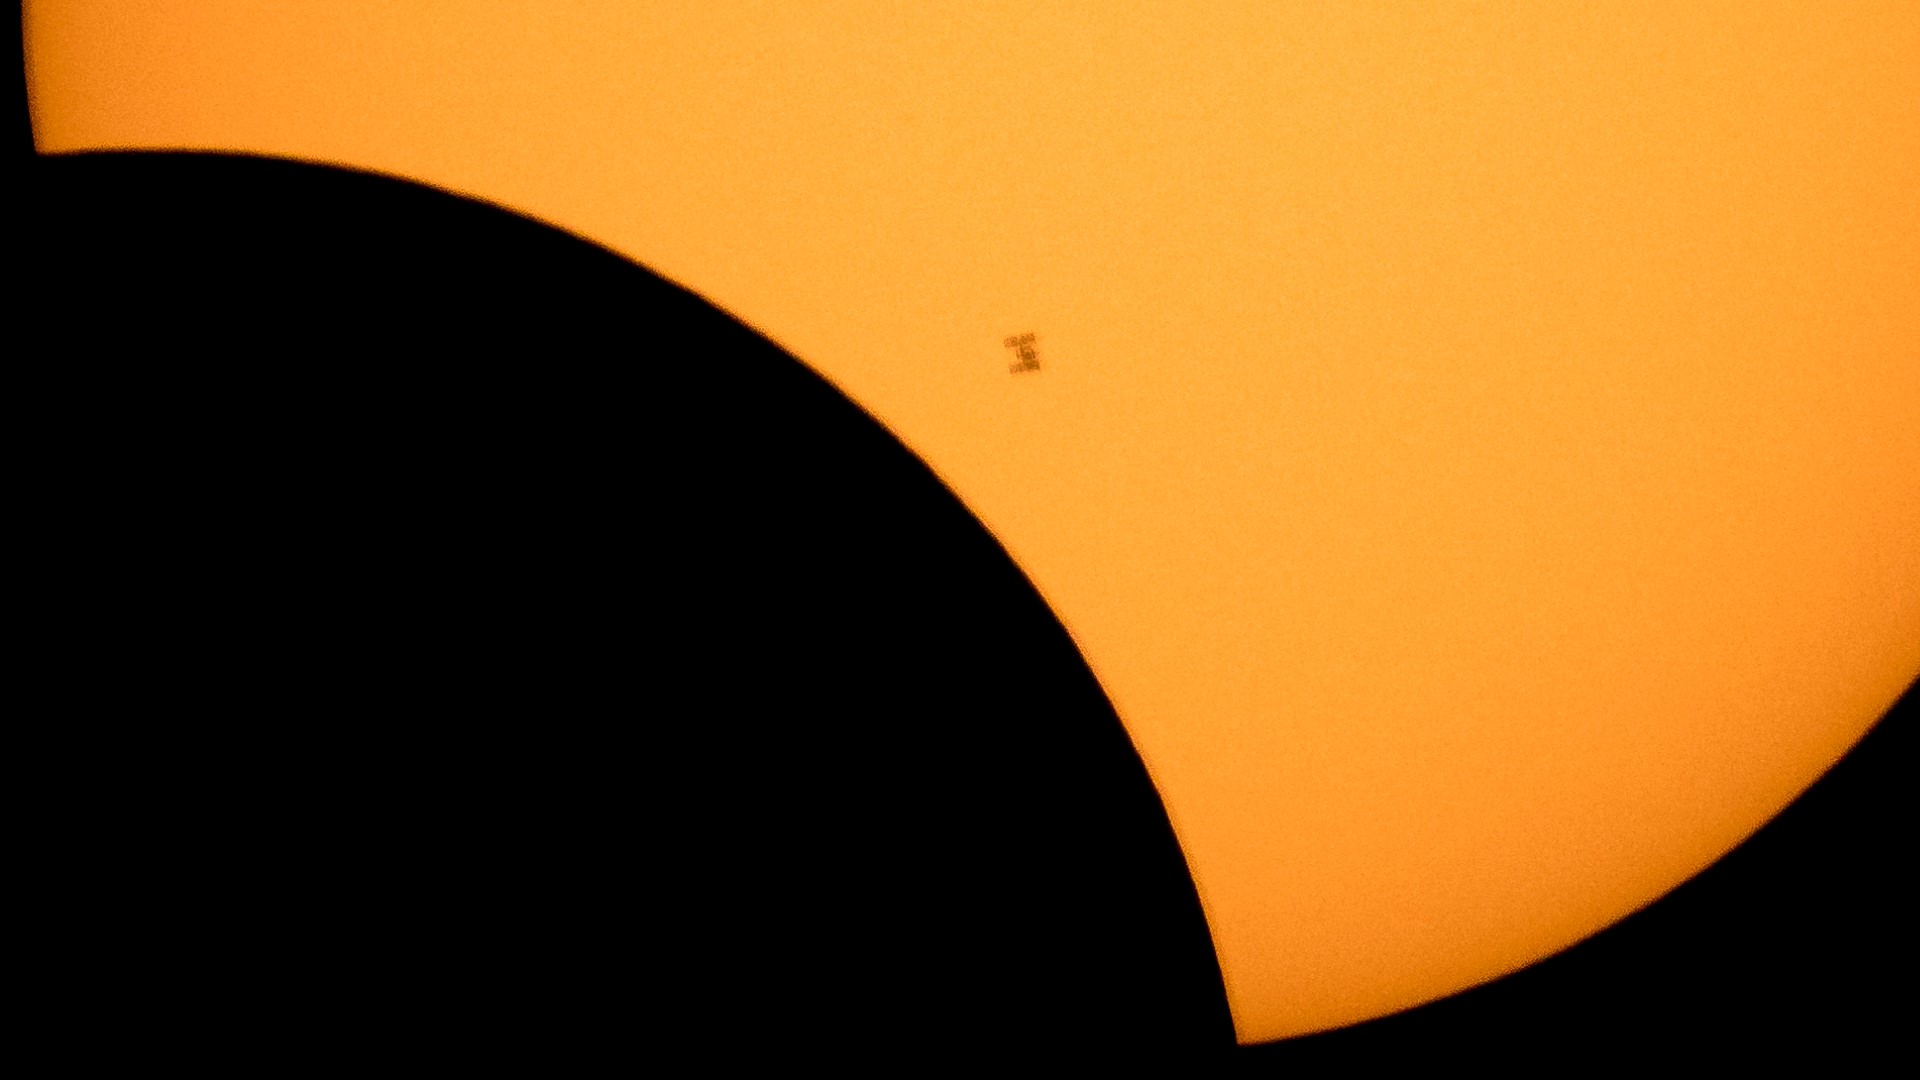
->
26, 1, 1920, 1043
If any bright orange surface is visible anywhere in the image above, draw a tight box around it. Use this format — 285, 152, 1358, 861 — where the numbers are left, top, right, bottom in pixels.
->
27, 2, 1920, 1044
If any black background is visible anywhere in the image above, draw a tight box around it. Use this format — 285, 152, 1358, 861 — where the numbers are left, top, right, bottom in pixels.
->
14, 10, 1910, 1069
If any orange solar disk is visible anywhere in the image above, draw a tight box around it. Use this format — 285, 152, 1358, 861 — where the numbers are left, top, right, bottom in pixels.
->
24, 1, 1919, 1047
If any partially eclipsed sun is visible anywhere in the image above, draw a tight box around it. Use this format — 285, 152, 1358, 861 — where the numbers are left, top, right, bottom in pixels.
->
25, 1, 1920, 1044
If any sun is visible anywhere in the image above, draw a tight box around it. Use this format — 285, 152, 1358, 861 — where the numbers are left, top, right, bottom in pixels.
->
26, 1, 1920, 1045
